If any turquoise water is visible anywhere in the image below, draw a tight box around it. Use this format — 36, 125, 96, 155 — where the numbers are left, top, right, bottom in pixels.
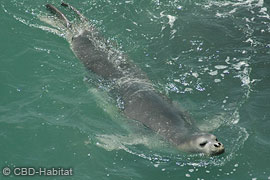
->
1, 0, 270, 179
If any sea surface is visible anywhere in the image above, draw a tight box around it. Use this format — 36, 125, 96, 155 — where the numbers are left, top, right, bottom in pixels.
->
1, 0, 270, 179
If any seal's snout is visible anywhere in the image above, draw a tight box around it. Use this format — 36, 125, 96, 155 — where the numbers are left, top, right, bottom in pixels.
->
211, 142, 225, 156
214, 142, 222, 147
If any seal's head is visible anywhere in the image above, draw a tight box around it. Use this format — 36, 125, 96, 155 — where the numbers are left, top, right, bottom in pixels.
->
178, 133, 225, 156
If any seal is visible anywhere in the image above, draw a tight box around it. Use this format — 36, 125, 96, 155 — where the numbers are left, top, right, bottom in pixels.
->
44, 3, 225, 156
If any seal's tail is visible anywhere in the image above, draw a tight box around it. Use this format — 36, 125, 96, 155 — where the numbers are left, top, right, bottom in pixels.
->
45, 4, 71, 28
61, 2, 87, 23
45, 2, 87, 29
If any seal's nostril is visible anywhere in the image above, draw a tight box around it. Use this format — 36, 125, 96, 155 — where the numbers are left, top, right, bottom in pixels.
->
218, 142, 221, 145
214, 143, 219, 147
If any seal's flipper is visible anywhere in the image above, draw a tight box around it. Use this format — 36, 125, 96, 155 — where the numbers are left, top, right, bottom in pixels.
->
61, 2, 87, 22
46, 4, 71, 28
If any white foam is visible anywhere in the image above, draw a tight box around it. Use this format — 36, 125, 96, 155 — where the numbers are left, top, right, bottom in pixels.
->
208, 70, 218, 76
160, 11, 177, 28
215, 65, 228, 70
192, 72, 199, 78
167, 15, 177, 28
233, 61, 248, 70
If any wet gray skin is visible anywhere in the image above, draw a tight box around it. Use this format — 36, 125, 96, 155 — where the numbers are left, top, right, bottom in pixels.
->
45, 2, 225, 156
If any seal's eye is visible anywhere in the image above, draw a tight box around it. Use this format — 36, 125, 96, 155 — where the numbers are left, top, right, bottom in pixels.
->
199, 141, 207, 147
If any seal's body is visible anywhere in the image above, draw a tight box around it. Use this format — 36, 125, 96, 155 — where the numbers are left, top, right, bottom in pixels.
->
45, 3, 225, 155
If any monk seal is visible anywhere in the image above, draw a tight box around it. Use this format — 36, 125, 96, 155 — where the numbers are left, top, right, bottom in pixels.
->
44, 3, 225, 156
